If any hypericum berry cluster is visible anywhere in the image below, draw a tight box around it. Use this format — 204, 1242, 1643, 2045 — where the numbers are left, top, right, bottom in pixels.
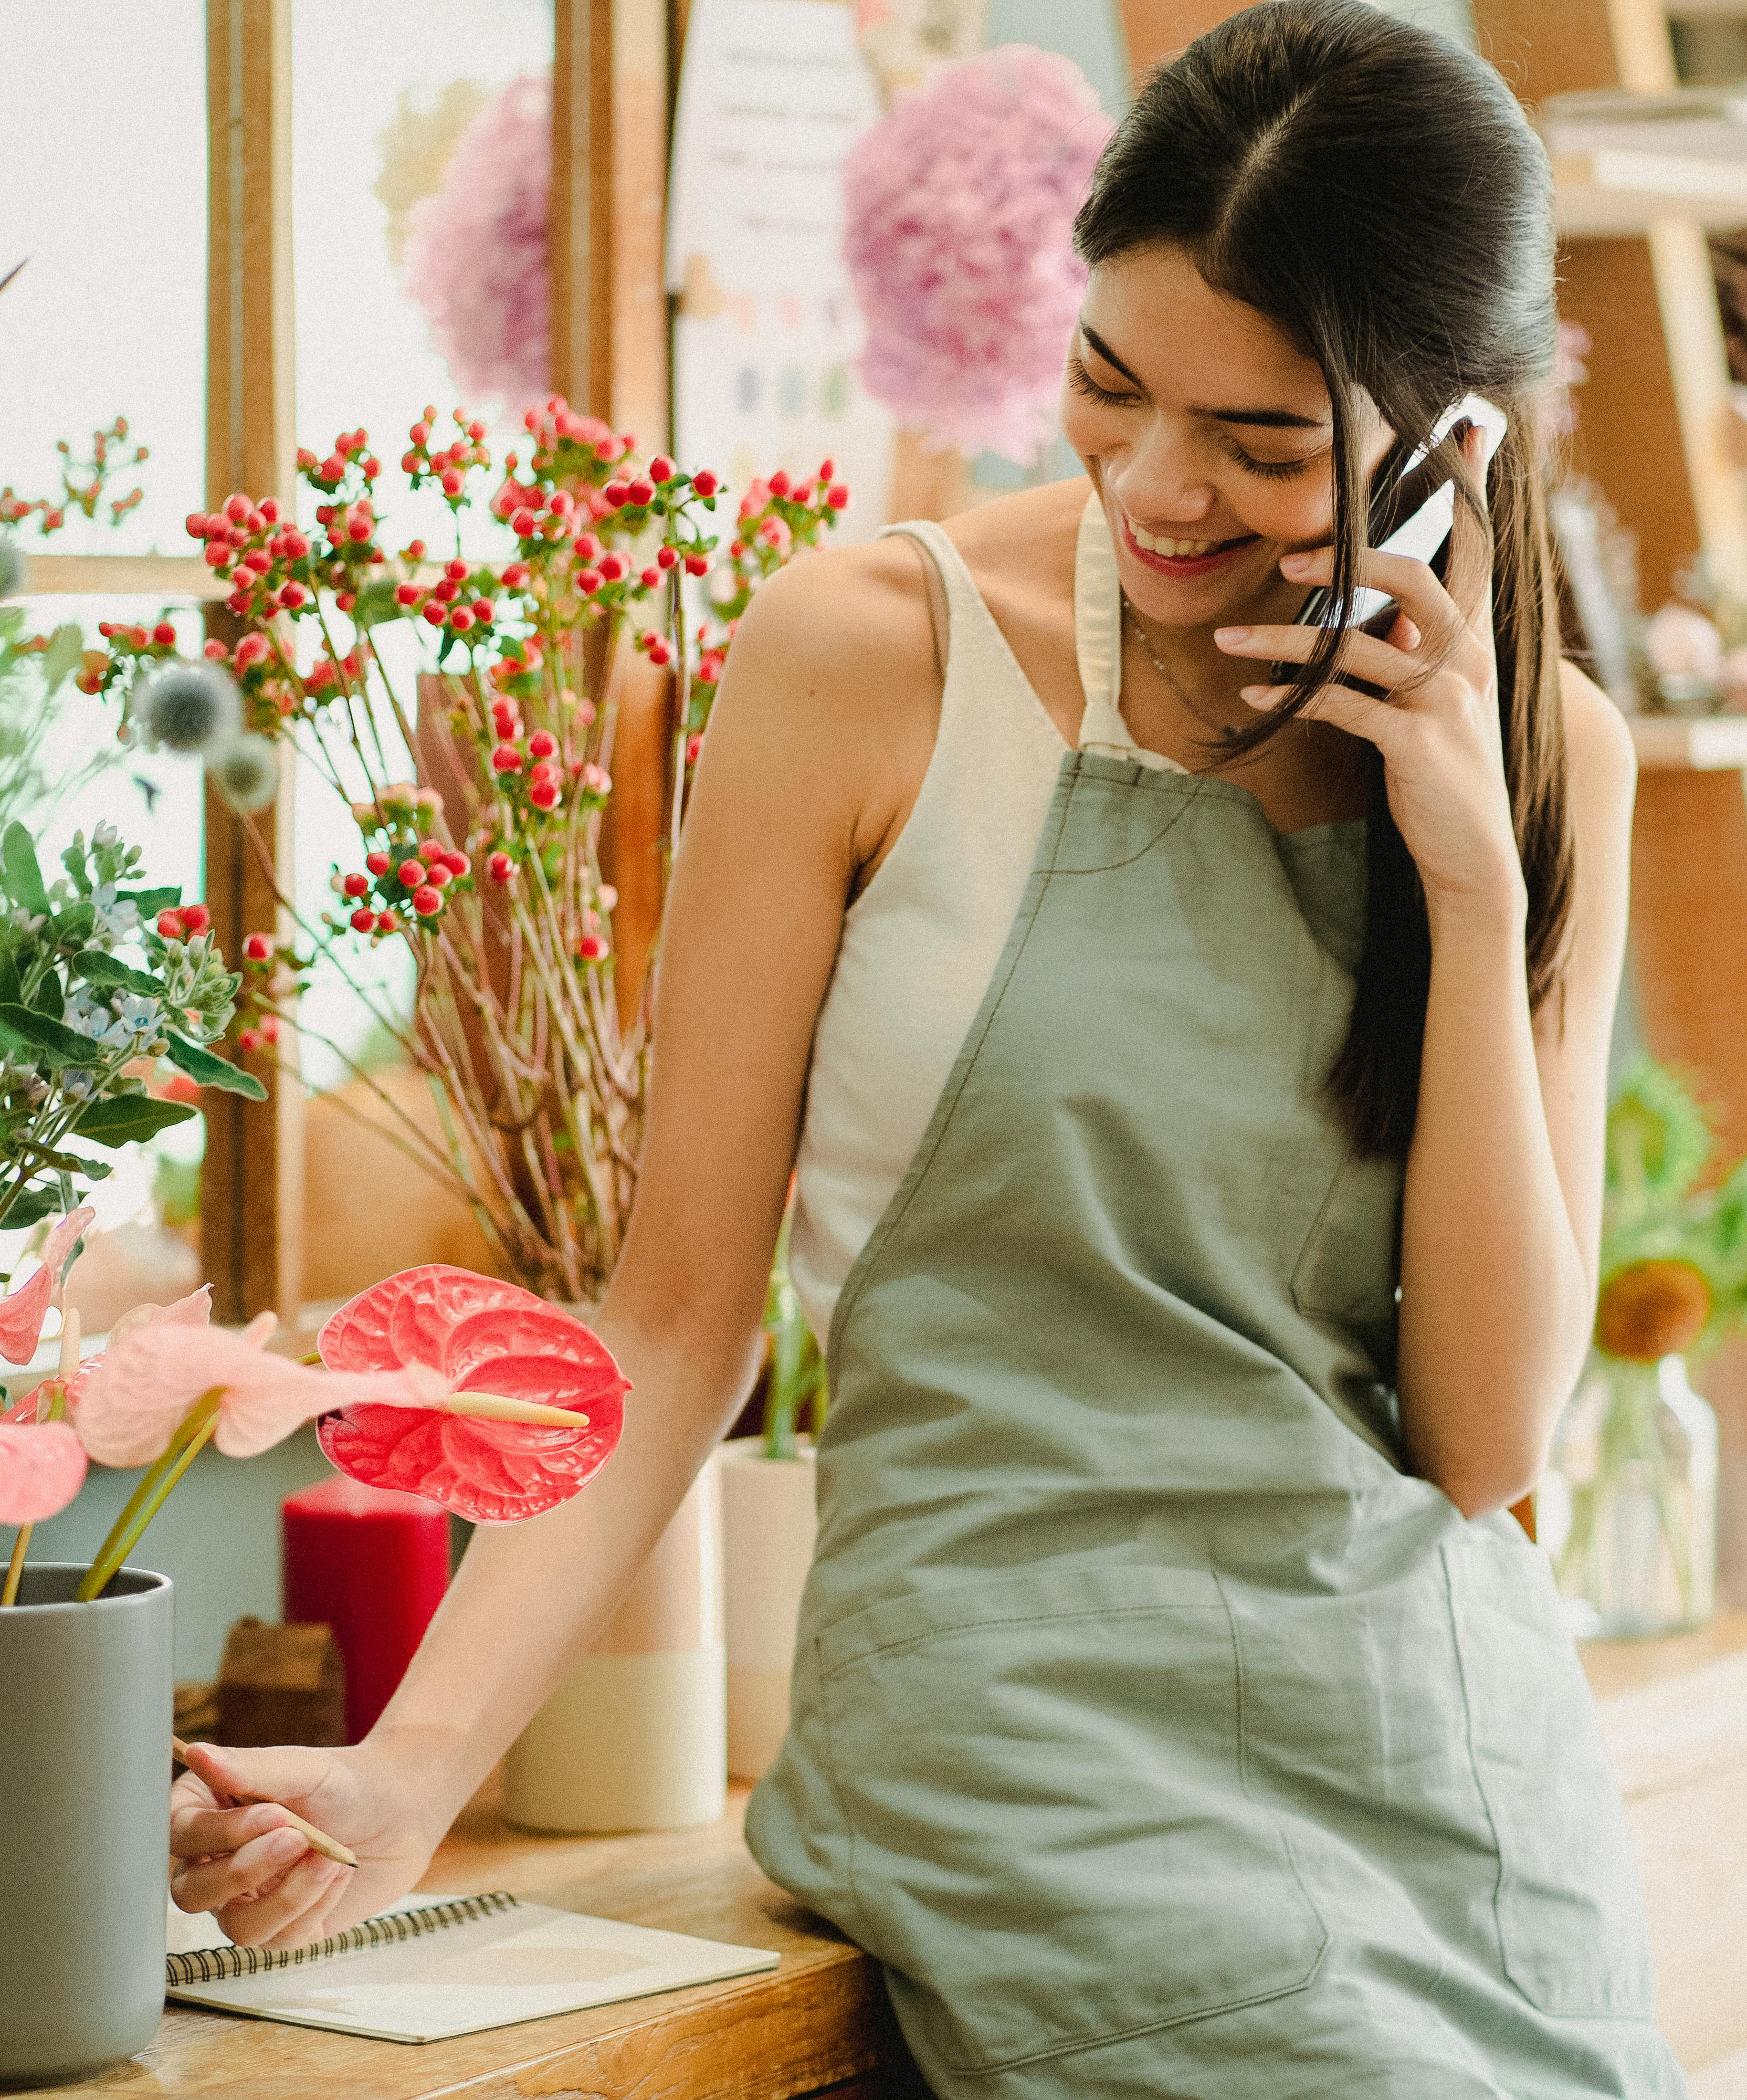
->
1, 418, 148, 536
154, 902, 211, 941
188, 494, 321, 619
335, 783, 466, 936
394, 554, 499, 640
676, 460, 850, 766
483, 691, 611, 822
728, 460, 849, 575
400, 406, 491, 507
77, 617, 183, 695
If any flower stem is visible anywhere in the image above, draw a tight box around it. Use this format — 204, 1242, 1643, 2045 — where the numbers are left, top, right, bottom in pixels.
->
1, 1355, 72, 1606
76, 1390, 223, 1601
1, 1527, 28, 1607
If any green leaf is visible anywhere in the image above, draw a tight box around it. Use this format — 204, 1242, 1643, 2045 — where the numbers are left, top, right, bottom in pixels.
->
40, 624, 84, 696
73, 951, 164, 999
165, 1031, 267, 1100
26, 1146, 111, 1180
0, 941, 22, 1009
120, 886, 180, 917
0, 1185, 64, 1229
2, 823, 47, 916
46, 902, 94, 948
350, 577, 405, 631
0, 1002, 90, 1067
29, 970, 62, 1019
74, 1095, 196, 1147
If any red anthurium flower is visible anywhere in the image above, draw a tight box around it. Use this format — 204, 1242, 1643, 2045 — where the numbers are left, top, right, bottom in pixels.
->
315, 1265, 628, 1524
0, 1420, 86, 1524
0, 1208, 95, 1365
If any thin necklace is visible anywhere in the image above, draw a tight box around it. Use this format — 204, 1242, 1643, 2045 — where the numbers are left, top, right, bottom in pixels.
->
1121, 600, 1234, 739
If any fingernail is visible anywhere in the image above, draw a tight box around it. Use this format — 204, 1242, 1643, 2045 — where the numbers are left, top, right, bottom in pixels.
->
1280, 553, 1313, 576
1213, 626, 1250, 646
268, 1828, 307, 1862
1240, 685, 1274, 706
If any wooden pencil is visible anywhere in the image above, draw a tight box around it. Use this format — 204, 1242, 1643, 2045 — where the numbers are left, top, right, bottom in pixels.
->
172, 1736, 359, 1867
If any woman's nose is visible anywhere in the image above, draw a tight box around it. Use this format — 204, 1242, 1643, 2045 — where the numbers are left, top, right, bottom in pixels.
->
1109, 430, 1216, 527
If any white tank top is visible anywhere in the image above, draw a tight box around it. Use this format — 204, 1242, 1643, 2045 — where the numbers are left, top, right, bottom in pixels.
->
789, 495, 1184, 1344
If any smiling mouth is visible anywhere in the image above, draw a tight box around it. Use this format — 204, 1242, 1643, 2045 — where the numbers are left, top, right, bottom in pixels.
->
1122, 511, 1256, 559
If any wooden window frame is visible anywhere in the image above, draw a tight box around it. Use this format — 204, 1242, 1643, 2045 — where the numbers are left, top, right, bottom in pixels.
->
22, 0, 673, 1325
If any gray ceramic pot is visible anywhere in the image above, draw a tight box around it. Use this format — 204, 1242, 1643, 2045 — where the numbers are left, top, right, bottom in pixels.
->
0, 1564, 172, 2087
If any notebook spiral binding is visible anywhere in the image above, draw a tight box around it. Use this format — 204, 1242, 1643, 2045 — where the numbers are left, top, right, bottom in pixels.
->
166, 1889, 520, 1985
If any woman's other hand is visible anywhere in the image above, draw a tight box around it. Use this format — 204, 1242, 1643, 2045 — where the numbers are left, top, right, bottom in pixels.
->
170, 1736, 445, 1951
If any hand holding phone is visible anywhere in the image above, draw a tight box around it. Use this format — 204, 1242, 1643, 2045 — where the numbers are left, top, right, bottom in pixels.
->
1277, 394, 1508, 684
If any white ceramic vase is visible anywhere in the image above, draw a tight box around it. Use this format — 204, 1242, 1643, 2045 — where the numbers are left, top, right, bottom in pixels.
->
720, 1436, 817, 1781
503, 1462, 726, 1832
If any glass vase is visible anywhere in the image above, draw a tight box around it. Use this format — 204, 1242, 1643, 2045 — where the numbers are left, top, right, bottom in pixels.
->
1541, 1353, 1718, 1640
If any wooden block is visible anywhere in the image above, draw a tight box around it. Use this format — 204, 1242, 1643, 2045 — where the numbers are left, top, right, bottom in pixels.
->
173, 1679, 220, 1748
216, 1616, 346, 1749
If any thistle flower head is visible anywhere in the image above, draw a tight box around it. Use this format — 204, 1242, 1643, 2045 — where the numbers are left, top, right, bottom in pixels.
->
214, 733, 279, 811
137, 660, 240, 754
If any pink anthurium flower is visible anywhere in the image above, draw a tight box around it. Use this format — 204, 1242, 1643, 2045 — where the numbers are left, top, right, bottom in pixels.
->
315, 1264, 628, 1524
0, 1419, 87, 1524
1, 1284, 214, 1430
76, 1314, 436, 1467
0, 1208, 94, 1365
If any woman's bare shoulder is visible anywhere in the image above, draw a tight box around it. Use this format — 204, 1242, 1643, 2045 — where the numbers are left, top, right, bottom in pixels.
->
1557, 659, 1636, 828
730, 534, 938, 701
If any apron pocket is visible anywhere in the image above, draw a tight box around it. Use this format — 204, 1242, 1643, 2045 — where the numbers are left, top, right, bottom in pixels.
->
1446, 1535, 1656, 2019
815, 1564, 1329, 2075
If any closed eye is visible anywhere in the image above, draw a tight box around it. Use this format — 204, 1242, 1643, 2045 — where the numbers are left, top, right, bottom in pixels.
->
1227, 443, 1317, 481
1067, 354, 1134, 407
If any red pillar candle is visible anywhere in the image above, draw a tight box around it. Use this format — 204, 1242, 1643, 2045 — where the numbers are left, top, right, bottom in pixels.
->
281, 1476, 450, 1743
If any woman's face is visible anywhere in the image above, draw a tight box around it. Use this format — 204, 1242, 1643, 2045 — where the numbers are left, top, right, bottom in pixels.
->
1061, 245, 1396, 631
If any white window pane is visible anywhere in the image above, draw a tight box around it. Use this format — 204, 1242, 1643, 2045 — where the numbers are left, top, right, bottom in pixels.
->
2, 6, 205, 554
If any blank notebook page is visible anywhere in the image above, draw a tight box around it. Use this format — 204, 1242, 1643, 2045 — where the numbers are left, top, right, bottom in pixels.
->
165, 1892, 781, 2044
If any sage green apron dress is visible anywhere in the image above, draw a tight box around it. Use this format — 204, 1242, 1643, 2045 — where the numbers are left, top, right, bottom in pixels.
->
746, 508, 1683, 2099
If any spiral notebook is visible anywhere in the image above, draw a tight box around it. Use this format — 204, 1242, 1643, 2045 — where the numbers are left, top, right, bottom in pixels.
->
164, 1889, 780, 2044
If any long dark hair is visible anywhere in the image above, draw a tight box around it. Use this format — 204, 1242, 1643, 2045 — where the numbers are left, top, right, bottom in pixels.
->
1075, 0, 1571, 1155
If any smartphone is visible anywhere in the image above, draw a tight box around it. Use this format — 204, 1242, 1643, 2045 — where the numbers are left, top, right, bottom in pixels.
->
1276, 393, 1509, 685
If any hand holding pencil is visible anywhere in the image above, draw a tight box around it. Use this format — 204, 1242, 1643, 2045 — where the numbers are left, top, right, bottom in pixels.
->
170, 1737, 435, 1952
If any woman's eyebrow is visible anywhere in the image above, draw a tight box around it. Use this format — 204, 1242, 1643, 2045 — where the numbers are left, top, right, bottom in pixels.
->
1077, 322, 1327, 432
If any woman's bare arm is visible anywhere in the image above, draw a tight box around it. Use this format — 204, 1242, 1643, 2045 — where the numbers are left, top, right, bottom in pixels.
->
1392, 666, 1634, 1515
167, 539, 941, 1947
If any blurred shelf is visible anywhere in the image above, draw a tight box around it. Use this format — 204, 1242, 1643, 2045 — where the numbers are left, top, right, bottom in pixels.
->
1543, 91, 1747, 234
1628, 715, 1747, 768
1555, 150, 1747, 233
19, 553, 225, 600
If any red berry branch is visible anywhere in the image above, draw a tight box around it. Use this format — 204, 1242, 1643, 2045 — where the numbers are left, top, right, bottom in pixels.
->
87, 396, 848, 1301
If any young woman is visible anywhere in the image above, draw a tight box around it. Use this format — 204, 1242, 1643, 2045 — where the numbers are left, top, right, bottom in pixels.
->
169, 6, 1687, 2092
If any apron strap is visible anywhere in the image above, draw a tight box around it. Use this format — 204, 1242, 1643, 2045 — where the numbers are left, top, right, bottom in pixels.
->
1073, 494, 1187, 775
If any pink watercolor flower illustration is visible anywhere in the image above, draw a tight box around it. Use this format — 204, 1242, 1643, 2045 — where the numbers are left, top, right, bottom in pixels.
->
76, 1315, 434, 1467
843, 45, 1114, 459
0, 1419, 86, 1524
0, 1208, 94, 1365
316, 1265, 627, 1524
403, 75, 551, 412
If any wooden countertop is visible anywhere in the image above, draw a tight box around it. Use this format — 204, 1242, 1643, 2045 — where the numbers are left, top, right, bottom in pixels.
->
33, 1780, 922, 2100
26, 1621, 1747, 2099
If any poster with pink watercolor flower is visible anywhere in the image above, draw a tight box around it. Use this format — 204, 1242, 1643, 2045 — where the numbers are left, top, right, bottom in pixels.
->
666, 0, 895, 539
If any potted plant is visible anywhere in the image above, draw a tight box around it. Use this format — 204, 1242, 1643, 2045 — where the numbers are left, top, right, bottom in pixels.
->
720, 1210, 827, 1781
1, 1230, 629, 2084
1542, 1061, 1747, 1639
